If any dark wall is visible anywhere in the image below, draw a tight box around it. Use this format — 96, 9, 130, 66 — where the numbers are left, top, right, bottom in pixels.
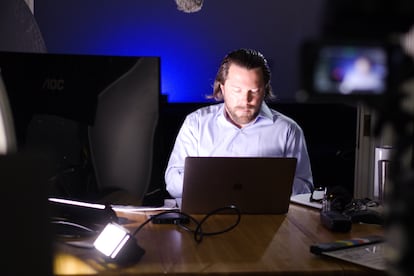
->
35, 0, 325, 103
272, 103, 357, 193
34, 0, 414, 103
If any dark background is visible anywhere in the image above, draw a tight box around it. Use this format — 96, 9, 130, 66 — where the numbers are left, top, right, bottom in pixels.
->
4, 0, 414, 203
34, 0, 325, 103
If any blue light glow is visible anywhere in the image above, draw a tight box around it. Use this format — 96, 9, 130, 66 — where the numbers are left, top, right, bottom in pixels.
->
35, 0, 324, 103
35, 0, 221, 103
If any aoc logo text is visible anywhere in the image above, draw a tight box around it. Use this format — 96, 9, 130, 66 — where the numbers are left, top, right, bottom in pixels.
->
42, 78, 64, 91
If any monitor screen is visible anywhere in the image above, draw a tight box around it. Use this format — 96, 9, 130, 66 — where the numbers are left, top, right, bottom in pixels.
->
299, 40, 396, 102
313, 45, 388, 95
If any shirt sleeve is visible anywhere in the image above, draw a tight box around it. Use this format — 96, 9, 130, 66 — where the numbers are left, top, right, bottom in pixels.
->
285, 123, 314, 195
164, 114, 198, 199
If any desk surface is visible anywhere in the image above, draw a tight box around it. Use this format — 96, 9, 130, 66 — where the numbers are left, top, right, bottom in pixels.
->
53, 204, 386, 275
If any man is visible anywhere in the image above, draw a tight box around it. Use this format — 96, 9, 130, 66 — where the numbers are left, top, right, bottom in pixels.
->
165, 48, 313, 201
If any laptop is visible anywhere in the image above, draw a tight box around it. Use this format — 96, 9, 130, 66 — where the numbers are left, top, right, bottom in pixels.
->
181, 156, 297, 214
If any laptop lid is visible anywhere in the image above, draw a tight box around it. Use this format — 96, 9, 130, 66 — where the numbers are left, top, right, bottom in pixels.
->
181, 156, 297, 214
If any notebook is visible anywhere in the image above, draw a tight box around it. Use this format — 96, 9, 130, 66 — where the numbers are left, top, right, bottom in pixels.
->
181, 156, 297, 214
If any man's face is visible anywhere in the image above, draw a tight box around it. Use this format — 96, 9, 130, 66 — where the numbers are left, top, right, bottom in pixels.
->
220, 63, 265, 128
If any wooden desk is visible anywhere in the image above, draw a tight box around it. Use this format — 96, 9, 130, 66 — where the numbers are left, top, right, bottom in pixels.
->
53, 204, 386, 275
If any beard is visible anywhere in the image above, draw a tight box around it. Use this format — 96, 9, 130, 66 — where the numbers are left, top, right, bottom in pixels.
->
225, 104, 260, 126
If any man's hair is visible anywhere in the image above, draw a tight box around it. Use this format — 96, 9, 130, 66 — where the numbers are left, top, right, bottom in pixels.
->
209, 48, 275, 101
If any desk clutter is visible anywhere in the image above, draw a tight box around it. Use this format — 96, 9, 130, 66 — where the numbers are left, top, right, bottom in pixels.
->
297, 186, 387, 271
50, 186, 386, 267
50, 197, 243, 264
48, 184, 387, 274
291, 186, 385, 232
50, 199, 386, 275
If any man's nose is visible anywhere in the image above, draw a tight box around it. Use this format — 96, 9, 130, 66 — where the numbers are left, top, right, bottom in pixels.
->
240, 90, 253, 103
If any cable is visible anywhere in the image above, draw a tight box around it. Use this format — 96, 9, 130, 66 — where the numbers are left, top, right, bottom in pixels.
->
56, 205, 241, 252
51, 219, 99, 242
133, 205, 241, 243
193, 205, 241, 243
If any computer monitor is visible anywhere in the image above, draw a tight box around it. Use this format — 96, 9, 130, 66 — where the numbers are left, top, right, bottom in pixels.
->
0, 51, 161, 200
0, 51, 153, 142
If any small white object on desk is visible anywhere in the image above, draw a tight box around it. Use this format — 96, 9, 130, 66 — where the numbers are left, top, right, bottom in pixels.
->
111, 199, 179, 213
290, 193, 322, 209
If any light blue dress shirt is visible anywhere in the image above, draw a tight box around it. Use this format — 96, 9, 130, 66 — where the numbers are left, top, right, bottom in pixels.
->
165, 102, 313, 199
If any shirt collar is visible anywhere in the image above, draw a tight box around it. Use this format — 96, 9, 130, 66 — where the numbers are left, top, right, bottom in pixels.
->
257, 102, 274, 122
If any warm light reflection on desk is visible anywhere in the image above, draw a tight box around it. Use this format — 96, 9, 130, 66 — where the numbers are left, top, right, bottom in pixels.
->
54, 253, 97, 275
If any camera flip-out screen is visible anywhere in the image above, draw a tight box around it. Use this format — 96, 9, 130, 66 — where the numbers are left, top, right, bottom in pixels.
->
300, 41, 391, 100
